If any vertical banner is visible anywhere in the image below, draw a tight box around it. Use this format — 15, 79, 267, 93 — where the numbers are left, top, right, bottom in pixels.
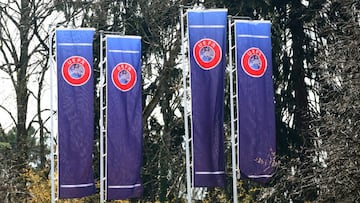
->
56, 28, 96, 198
188, 9, 227, 187
235, 20, 276, 183
106, 35, 143, 200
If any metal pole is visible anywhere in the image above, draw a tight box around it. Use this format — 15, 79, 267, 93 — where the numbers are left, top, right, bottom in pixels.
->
99, 30, 105, 203
228, 16, 238, 203
49, 25, 56, 203
180, 5, 192, 203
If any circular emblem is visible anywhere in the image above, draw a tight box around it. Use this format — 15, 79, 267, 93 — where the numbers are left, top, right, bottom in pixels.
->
111, 63, 137, 92
62, 56, 91, 86
241, 47, 267, 77
193, 38, 222, 70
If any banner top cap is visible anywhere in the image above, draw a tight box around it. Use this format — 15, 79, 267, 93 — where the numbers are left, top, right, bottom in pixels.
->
106, 35, 142, 39
234, 19, 271, 24
55, 28, 95, 31
187, 8, 228, 13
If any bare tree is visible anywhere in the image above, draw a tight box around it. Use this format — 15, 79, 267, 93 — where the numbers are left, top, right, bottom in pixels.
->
0, 0, 55, 199
269, 0, 360, 202
312, 0, 360, 201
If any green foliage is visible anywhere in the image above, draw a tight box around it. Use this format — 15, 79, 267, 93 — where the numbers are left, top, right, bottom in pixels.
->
0, 141, 11, 149
0, 126, 49, 168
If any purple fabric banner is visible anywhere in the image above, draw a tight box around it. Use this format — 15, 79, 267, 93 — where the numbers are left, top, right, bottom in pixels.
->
235, 20, 276, 183
56, 28, 96, 198
188, 9, 227, 187
106, 35, 143, 200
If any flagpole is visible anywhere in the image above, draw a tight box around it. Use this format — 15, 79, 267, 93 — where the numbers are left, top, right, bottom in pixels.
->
99, 30, 105, 203
180, 5, 192, 203
49, 25, 56, 203
228, 16, 238, 203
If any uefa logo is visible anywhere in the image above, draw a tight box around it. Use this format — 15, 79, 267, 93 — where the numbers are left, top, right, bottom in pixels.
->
111, 63, 137, 92
241, 47, 267, 77
193, 38, 222, 70
62, 56, 92, 86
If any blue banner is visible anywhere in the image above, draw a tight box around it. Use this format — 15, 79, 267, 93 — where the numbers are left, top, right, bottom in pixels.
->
106, 35, 143, 200
235, 20, 276, 183
56, 28, 96, 198
188, 9, 227, 187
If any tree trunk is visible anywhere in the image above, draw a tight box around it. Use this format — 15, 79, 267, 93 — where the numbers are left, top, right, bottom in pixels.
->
38, 69, 46, 170
289, 1, 317, 200
159, 68, 172, 203
289, 0, 309, 146
15, 0, 31, 196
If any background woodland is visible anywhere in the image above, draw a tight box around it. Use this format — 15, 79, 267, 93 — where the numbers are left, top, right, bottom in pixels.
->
0, 0, 359, 202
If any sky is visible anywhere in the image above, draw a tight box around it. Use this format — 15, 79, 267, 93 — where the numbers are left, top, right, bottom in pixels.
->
0, 1, 65, 134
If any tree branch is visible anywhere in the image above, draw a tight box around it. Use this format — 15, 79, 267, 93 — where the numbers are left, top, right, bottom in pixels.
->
0, 105, 16, 127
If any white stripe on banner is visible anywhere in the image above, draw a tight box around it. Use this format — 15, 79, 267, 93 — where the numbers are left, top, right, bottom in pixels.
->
108, 50, 140, 54
108, 184, 142, 189
237, 34, 270, 38
189, 25, 226, 29
57, 43, 93, 46
60, 183, 94, 188
247, 174, 274, 178
195, 171, 225, 175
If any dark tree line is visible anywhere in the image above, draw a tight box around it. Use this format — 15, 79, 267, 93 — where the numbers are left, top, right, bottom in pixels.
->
0, 0, 359, 202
